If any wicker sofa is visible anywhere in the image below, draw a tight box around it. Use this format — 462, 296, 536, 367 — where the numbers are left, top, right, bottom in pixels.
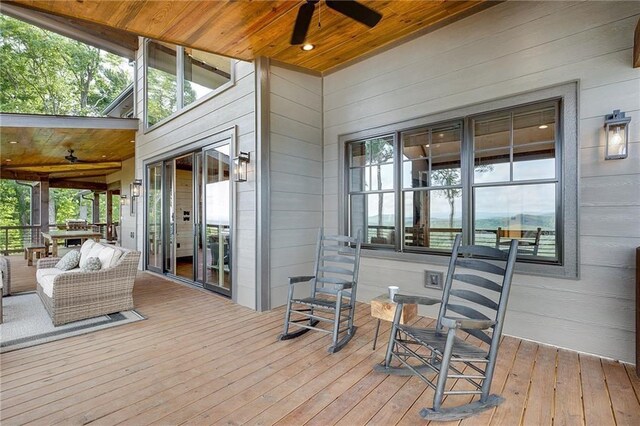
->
36, 241, 140, 326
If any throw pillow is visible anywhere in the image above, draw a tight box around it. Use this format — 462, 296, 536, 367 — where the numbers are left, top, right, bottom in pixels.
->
55, 250, 81, 271
82, 256, 102, 271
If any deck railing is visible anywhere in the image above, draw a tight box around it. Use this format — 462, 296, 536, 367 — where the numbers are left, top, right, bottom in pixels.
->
365, 226, 557, 258
0, 223, 113, 255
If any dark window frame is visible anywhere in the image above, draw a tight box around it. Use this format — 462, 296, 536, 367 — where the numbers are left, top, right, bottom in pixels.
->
338, 83, 578, 279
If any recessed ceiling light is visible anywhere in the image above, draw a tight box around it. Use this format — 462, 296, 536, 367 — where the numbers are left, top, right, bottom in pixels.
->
130, 140, 135, 143
301, 44, 315, 51
102, 155, 107, 158
538, 124, 548, 129
9, 140, 18, 144
5, 159, 11, 162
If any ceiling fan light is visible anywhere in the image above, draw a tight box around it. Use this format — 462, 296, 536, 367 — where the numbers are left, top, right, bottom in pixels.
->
301, 43, 315, 51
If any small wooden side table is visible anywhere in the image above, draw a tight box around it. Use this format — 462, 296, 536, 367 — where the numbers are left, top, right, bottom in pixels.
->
370, 293, 418, 350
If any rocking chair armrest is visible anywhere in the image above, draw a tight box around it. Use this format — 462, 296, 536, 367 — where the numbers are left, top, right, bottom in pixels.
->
441, 316, 496, 330
334, 282, 353, 290
393, 294, 441, 306
288, 275, 316, 285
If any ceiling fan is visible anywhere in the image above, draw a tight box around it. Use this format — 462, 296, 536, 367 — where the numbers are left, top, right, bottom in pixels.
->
64, 149, 84, 163
291, 0, 383, 45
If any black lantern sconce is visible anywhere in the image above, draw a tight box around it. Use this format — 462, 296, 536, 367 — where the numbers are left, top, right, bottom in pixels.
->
130, 179, 142, 215
234, 152, 250, 182
604, 109, 631, 160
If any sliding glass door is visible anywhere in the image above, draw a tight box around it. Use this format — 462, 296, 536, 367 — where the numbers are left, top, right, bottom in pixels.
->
144, 140, 232, 297
146, 162, 163, 272
202, 144, 231, 295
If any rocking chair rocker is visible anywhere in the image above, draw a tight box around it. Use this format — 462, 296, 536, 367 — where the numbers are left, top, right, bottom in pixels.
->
374, 234, 518, 421
278, 228, 362, 353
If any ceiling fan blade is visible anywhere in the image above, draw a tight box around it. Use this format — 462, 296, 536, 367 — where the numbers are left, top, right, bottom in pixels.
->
291, 2, 316, 45
326, 0, 382, 28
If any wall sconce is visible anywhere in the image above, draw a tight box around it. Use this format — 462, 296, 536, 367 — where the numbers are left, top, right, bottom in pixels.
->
129, 179, 142, 216
234, 151, 250, 182
604, 109, 631, 160
131, 179, 143, 198
120, 195, 127, 206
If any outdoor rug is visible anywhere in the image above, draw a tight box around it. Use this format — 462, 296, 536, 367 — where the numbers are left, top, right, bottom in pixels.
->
0, 292, 145, 353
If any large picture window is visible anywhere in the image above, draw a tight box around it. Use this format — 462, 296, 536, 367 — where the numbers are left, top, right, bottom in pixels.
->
144, 40, 233, 129
343, 94, 575, 273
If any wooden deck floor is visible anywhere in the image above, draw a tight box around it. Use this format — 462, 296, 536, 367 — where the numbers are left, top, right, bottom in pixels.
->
1, 256, 639, 425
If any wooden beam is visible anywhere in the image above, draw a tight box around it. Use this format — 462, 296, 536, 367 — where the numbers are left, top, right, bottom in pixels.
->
0, 169, 46, 181
48, 180, 108, 190
634, 17, 640, 68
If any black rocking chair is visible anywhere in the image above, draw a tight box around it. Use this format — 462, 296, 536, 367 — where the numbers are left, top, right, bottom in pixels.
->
375, 234, 518, 421
279, 228, 362, 353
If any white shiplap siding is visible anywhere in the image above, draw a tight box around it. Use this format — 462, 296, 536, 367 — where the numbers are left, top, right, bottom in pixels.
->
132, 38, 258, 309
322, 1, 640, 362
269, 65, 323, 307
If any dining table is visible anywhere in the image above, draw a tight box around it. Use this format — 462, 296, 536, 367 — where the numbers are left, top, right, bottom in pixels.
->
41, 230, 103, 257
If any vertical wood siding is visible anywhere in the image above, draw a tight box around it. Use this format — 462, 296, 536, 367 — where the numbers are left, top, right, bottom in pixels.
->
269, 66, 323, 307
322, 1, 640, 362
133, 38, 258, 309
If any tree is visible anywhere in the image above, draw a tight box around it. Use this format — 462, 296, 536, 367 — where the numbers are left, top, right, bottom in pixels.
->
0, 15, 132, 116
369, 138, 394, 240
431, 169, 461, 228
0, 180, 31, 226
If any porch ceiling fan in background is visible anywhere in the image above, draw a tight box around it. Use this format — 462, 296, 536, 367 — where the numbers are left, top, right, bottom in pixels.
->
64, 149, 85, 163
291, 0, 383, 45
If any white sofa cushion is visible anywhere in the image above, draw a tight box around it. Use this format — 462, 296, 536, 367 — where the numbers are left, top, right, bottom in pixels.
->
79, 242, 122, 269
97, 246, 123, 269
37, 267, 78, 298
80, 240, 96, 258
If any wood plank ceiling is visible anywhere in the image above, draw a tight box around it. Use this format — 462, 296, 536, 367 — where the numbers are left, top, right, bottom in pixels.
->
0, 117, 136, 184
8, 0, 493, 74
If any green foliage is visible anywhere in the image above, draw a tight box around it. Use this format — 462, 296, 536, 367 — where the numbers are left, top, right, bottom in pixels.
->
0, 15, 132, 115
147, 68, 177, 126
0, 180, 31, 226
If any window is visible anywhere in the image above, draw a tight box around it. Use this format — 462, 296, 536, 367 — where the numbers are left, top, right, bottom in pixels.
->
183, 48, 232, 107
342, 85, 578, 277
146, 41, 178, 127
144, 40, 233, 129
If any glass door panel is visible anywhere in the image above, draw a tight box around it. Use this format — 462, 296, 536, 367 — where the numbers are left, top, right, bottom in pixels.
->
203, 144, 231, 295
174, 154, 195, 280
164, 160, 175, 274
146, 163, 163, 272
195, 152, 204, 283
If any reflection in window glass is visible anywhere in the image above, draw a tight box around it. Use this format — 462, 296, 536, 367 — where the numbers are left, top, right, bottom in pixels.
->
474, 183, 557, 259
474, 147, 510, 183
183, 48, 232, 106
350, 193, 395, 245
146, 41, 178, 127
404, 189, 462, 250
402, 123, 461, 188
512, 107, 556, 181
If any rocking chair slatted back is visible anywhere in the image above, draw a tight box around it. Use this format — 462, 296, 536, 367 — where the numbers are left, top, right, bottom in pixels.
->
437, 234, 518, 351
313, 229, 361, 298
